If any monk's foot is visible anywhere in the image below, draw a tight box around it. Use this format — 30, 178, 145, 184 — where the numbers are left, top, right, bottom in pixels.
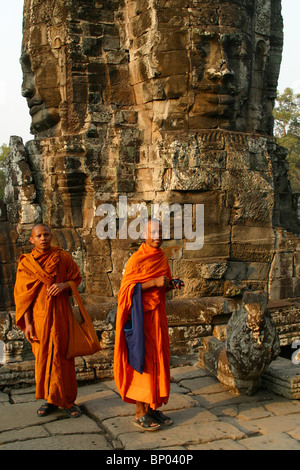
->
37, 402, 58, 417
150, 410, 174, 426
134, 414, 160, 431
64, 404, 82, 418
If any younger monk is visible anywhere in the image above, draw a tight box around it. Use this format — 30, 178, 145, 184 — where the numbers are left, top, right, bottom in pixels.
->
114, 218, 183, 431
14, 224, 83, 417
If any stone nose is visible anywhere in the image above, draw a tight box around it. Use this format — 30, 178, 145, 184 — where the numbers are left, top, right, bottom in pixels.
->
20, 51, 36, 99
205, 60, 234, 81
21, 72, 35, 99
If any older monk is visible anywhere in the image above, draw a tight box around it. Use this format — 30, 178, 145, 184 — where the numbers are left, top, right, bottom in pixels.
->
114, 218, 183, 431
14, 224, 84, 417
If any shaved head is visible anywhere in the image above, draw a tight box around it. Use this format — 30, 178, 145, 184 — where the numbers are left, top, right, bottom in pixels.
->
142, 217, 162, 249
142, 217, 161, 233
30, 223, 51, 236
29, 224, 52, 252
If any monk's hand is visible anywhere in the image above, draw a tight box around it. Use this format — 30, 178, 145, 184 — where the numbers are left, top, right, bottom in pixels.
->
24, 323, 38, 344
155, 276, 171, 289
170, 277, 184, 290
47, 282, 69, 297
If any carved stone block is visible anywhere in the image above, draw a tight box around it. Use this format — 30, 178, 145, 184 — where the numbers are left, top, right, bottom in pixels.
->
199, 291, 281, 395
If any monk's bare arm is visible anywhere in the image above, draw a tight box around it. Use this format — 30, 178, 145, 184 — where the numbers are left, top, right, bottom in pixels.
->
141, 277, 170, 291
24, 310, 38, 343
141, 277, 184, 292
47, 282, 71, 297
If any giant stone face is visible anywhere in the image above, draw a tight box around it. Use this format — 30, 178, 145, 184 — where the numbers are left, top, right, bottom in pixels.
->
21, 0, 87, 138
21, 0, 282, 138
20, 49, 61, 136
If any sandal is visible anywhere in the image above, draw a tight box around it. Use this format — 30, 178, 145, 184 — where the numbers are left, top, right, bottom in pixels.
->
134, 414, 160, 431
150, 410, 174, 426
64, 405, 82, 418
37, 403, 57, 417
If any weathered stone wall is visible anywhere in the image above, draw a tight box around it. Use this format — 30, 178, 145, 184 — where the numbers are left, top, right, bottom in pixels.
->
3, 131, 299, 308
1, 0, 300, 376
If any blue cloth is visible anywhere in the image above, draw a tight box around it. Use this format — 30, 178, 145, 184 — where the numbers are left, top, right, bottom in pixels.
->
124, 283, 145, 374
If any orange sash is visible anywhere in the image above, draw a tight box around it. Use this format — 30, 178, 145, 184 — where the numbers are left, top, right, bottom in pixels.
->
14, 247, 82, 408
114, 243, 172, 406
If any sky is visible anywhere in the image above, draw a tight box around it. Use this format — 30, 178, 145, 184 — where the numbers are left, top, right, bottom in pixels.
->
0, 0, 299, 147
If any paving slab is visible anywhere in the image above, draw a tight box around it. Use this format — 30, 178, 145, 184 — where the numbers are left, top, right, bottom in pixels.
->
0, 433, 112, 450
240, 432, 300, 450
171, 365, 207, 382
287, 426, 300, 440
193, 391, 248, 409
156, 393, 200, 412
233, 414, 300, 435
235, 403, 272, 420
44, 414, 101, 435
0, 425, 50, 446
78, 391, 136, 421
170, 382, 190, 394
117, 421, 246, 450
180, 376, 226, 395
1, 363, 300, 451
264, 398, 300, 415
187, 439, 248, 450
0, 402, 63, 433
162, 407, 219, 426
102, 406, 219, 439
212, 404, 239, 418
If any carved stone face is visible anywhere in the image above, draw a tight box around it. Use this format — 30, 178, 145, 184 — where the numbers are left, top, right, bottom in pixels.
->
21, 0, 67, 138
129, 0, 281, 133
188, 4, 254, 130
20, 50, 61, 137
20, 0, 281, 138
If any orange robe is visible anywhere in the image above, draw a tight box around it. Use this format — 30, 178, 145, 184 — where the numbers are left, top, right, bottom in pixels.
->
14, 246, 82, 409
114, 243, 172, 409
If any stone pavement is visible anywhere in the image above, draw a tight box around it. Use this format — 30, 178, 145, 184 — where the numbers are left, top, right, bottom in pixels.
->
1, 359, 300, 452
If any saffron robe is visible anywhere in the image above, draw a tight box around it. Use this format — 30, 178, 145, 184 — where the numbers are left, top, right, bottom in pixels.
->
14, 246, 82, 409
114, 243, 172, 409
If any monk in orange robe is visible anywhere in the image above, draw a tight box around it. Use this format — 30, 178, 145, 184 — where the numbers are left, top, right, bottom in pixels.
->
14, 224, 82, 417
114, 218, 183, 431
